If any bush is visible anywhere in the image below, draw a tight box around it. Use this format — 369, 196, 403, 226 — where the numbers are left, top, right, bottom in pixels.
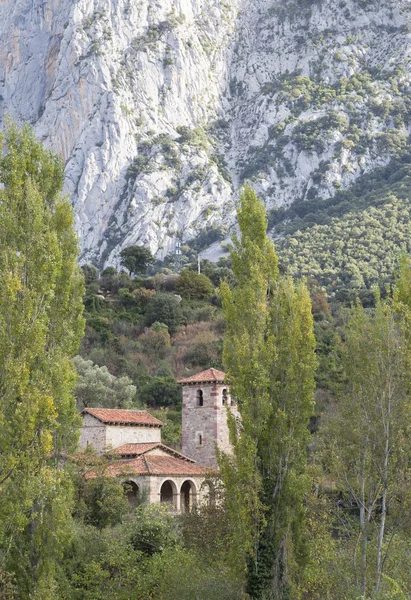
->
77, 475, 130, 529
81, 264, 99, 284
138, 376, 181, 408
146, 293, 183, 333
101, 266, 117, 277
100, 271, 133, 293
184, 332, 222, 368
128, 504, 178, 556
175, 270, 214, 300
141, 323, 171, 359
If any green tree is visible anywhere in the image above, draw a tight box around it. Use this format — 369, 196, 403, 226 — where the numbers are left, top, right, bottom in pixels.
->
141, 322, 172, 360
73, 356, 136, 410
319, 297, 411, 597
138, 376, 181, 408
78, 475, 130, 530
120, 245, 154, 276
81, 264, 99, 284
0, 123, 85, 597
175, 269, 214, 299
145, 293, 183, 333
219, 187, 317, 599
0, 569, 17, 599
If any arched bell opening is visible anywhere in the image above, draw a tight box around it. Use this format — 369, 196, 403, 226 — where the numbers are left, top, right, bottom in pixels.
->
160, 480, 178, 508
123, 480, 140, 509
180, 480, 197, 513
196, 389, 204, 406
222, 388, 228, 406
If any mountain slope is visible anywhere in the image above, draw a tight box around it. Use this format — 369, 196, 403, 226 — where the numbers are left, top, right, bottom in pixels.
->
1, 0, 411, 269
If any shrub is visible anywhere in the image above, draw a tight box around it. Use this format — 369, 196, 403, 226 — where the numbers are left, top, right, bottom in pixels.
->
175, 270, 214, 300
146, 293, 182, 333
128, 504, 179, 556
81, 264, 99, 284
141, 323, 171, 359
77, 475, 130, 529
138, 376, 181, 408
101, 266, 117, 277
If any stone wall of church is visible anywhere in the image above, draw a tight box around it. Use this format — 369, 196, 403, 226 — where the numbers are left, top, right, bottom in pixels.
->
182, 383, 236, 468
116, 473, 209, 512
78, 414, 161, 455
78, 413, 107, 454
105, 425, 161, 450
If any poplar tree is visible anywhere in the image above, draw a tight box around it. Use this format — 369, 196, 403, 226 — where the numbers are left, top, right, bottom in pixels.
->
219, 187, 317, 599
0, 124, 85, 597
320, 297, 411, 597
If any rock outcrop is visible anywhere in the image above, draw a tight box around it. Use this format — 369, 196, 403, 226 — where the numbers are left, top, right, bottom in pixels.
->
1, 0, 410, 267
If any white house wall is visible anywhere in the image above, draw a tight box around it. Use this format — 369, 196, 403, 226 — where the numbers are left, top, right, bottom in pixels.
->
105, 425, 161, 449
78, 413, 107, 454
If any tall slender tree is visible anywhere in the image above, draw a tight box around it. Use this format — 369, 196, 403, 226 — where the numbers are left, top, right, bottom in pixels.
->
219, 187, 317, 599
0, 123, 85, 597
319, 297, 411, 597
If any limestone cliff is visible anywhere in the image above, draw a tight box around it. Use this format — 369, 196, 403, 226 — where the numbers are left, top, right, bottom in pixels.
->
1, 0, 410, 267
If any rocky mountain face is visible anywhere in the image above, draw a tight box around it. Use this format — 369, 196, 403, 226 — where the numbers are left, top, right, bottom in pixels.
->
1, 0, 410, 268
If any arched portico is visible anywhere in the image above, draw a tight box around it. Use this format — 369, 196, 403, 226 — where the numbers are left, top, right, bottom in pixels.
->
160, 479, 179, 509
123, 480, 140, 509
180, 479, 197, 513
200, 479, 216, 506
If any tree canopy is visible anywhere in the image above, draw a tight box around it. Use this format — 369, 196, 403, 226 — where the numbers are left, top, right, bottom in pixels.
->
0, 123, 85, 596
120, 245, 154, 276
73, 356, 136, 410
219, 186, 317, 598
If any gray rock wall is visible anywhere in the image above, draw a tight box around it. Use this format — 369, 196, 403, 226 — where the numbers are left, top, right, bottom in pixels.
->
1, 0, 411, 267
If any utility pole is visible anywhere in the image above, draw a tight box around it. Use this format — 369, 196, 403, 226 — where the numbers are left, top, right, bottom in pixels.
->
175, 238, 182, 274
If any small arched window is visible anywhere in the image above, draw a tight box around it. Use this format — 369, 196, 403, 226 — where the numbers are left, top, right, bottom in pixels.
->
196, 389, 204, 406
198, 434, 203, 446
222, 388, 228, 406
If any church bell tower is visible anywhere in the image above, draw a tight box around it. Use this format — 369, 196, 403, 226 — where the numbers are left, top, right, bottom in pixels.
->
179, 368, 236, 469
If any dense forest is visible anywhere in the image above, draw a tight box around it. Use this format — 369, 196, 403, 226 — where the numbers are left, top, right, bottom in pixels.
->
3, 125, 411, 600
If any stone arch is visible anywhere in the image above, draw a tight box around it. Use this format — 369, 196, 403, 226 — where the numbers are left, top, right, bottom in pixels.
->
180, 479, 197, 513
200, 479, 216, 506
160, 479, 178, 508
196, 389, 204, 406
123, 480, 140, 509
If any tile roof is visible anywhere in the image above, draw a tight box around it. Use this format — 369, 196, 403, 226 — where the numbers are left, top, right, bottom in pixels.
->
82, 408, 163, 427
112, 442, 161, 456
111, 443, 195, 462
178, 368, 226, 384
144, 455, 209, 475
85, 455, 210, 479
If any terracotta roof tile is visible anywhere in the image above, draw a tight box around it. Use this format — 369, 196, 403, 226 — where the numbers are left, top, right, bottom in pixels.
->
85, 455, 211, 479
178, 368, 226, 384
82, 408, 163, 427
112, 443, 196, 463
144, 455, 209, 475
112, 443, 161, 456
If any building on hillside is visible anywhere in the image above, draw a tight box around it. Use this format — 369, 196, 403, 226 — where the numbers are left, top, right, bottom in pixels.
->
78, 368, 237, 511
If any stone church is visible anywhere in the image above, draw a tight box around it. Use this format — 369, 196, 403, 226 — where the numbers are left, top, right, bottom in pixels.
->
79, 368, 238, 511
